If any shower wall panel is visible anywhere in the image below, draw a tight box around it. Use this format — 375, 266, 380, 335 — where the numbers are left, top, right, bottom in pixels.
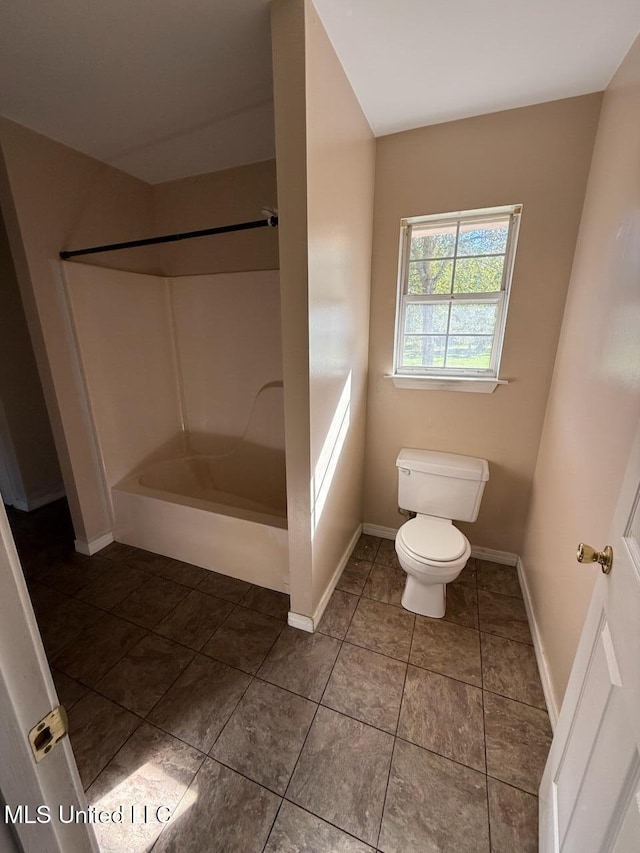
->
170, 271, 284, 450
63, 263, 183, 493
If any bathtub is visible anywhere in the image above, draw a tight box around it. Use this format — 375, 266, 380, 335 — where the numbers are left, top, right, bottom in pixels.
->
111, 439, 289, 594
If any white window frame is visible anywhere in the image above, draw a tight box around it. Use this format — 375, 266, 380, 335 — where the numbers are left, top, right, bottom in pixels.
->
390, 204, 521, 392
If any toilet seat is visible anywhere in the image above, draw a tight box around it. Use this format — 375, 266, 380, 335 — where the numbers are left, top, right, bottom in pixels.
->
397, 516, 467, 564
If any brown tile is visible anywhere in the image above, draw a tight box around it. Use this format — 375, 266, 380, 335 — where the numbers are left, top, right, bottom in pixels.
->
97, 541, 136, 562
96, 633, 194, 716
120, 548, 171, 573
78, 562, 149, 610
35, 595, 104, 658
202, 606, 283, 674
477, 560, 522, 598
152, 758, 280, 853
288, 706, 394, 846
36, 553, 113, 595
398, 665, 485, 771
379, 739, 490, 853
241, 585, 290, 619
336, 557, 373, 595
444, 582, 479, 629
257, 626, 340, 700
149, 654, 251, 752
488, 777, 539, 853
478, 590, 532, 644
154, 589, 234, 650
212, 680, 315, 794
149, 557, 210, 588
112, 575, 189, 629
352, 533, 382, 562
53, 613, 146, 686
322, 643, 406, 733
484, 691, 552, 795
317, 589, 359, 639
453, 557, 478, 587
481, 633, 546, 708
346, 598, 414, 661
86, 722, 205, 853
362, 563, 405, 608
67, 691, 139, 789
375, 537, 401, 570
197, 570, 251, 603
264, 800, 375, 852
52, 668, 88, 711
410, 616, 482, 686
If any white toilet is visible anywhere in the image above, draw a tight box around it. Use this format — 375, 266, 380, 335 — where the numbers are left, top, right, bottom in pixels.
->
395, 449, 489, 618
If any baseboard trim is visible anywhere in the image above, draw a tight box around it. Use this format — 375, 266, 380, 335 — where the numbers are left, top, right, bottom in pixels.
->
362, 523, 396, 539
12, 488, 66, 513
517, 556, 559, 729
471, 546, 518, 567
287, 612, 315, 632
74, 531, 114, 557
287, 523, 364, 634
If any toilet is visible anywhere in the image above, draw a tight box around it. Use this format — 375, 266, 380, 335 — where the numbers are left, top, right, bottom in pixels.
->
395, 449, 489, 618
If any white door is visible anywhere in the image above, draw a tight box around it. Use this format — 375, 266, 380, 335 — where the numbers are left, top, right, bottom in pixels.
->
0, 500, 97, 853
540, 421, 640, 852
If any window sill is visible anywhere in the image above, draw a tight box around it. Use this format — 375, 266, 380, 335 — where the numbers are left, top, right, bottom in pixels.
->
386, 374, 508, 393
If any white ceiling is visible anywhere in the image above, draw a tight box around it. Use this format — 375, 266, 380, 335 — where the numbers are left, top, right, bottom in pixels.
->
0, 1, 638, 184
0, 0, 275, 184
314, 0, 640, 135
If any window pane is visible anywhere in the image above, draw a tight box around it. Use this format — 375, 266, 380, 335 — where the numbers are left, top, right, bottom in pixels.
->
449, 302, 497, 335
402, 335, 446, 368
405, 303, 449, 335
408, 259, 453, 294
457, 218, 509, 256
410, 223, 456, 259
445, 336, 493, 369
453, 256, 504, 293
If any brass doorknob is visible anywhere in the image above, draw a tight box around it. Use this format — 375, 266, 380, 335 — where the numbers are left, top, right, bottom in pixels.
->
576, 543, 613, 574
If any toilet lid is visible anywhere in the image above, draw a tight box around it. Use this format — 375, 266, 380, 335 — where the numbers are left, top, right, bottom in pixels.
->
398, 517, 467, 563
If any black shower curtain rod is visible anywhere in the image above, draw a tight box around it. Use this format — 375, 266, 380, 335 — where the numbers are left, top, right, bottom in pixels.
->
59, 214, 279, 260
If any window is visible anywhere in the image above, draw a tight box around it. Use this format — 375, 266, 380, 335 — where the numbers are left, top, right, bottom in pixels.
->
392, 205, 521, 391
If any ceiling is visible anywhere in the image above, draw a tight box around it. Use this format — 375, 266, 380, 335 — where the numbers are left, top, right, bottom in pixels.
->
0, 1, 638, 184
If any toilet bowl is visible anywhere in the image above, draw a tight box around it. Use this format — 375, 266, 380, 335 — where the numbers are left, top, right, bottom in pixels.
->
395, 515, 471, 617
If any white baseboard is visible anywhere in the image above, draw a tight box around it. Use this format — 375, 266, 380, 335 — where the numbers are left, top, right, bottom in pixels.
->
471, 546, 518, 567
74, 531, 114, 557
517, 556, 559, 728
362, 522, 396, 540
287, 612, 315, 632
288, 523, 363, 633
12, 488, 66, 513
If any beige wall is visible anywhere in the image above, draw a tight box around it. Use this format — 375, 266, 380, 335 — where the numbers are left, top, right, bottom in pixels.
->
522, 37, 640, 710
153, 161, 279, 276
0, 118, 155, 546
364, 95, 602, 554
272, 0, 375, 618
0, 210, 62, 508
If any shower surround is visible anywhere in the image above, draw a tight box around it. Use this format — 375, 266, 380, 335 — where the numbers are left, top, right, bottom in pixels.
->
62, 262, 288, 593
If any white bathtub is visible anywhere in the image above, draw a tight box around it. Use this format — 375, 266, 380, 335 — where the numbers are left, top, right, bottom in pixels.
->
111, 441, 289, 593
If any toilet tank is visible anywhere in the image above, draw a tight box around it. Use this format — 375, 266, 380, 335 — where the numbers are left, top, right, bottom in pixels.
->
396, 449, 489, 522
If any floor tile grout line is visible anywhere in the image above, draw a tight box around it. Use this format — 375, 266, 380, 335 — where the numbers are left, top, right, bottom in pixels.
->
375, 608, 416, 850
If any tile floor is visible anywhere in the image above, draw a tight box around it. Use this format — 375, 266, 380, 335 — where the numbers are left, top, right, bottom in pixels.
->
10, 503, 551, 852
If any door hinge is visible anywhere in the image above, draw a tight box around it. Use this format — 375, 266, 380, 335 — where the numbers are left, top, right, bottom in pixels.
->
29, 705, 68, 763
